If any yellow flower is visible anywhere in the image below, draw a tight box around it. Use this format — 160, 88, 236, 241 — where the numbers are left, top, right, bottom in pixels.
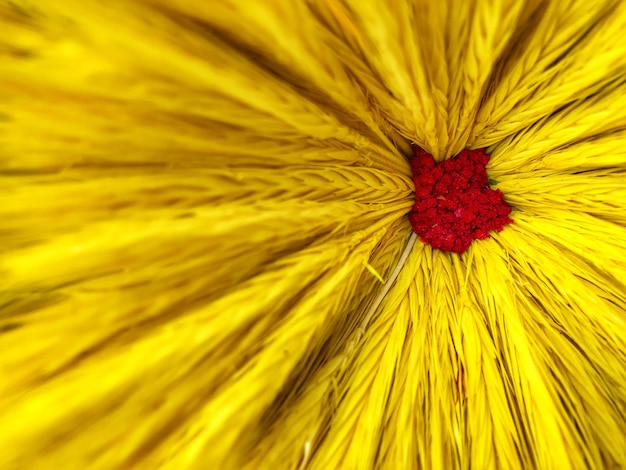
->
1, 1, 625, 469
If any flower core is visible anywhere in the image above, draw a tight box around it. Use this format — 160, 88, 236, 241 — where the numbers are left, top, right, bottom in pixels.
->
409, 147, 513, 253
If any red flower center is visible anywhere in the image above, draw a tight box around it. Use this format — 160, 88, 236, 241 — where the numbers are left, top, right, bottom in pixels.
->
409, 147, 513, 254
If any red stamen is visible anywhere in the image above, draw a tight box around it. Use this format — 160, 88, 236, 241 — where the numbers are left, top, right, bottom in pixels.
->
409, 147, 513, 254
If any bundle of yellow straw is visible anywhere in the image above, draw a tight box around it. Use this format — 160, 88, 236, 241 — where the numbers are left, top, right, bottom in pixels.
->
1, 0, 626, 468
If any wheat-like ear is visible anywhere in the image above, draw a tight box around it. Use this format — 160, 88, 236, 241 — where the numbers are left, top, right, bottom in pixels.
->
0, 2, 414, 468
472, 0, 626, 147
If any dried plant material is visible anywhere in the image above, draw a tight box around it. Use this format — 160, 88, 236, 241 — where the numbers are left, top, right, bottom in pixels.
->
1, 1, 625, 469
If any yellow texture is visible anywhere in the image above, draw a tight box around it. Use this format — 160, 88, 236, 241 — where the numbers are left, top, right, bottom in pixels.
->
1, 0, 626, 469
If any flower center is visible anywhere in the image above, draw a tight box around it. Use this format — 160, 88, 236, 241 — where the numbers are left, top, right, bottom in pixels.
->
409, 147, 513, 254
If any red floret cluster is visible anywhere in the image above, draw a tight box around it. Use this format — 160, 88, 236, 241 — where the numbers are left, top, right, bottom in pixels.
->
409, 147, 513, 254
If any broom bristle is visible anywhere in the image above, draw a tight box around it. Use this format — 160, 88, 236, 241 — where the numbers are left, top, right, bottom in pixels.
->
1, 0, 626, 468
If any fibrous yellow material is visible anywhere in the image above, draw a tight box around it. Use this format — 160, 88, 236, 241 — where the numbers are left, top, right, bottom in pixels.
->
1, 0, 625, 469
